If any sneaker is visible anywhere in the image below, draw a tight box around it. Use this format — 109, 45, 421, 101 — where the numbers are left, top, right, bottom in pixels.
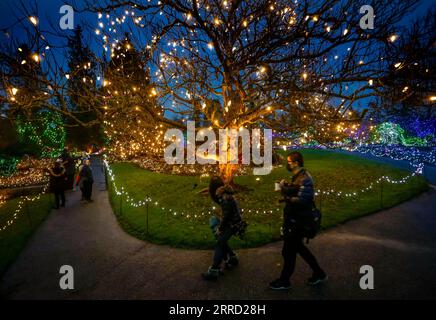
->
269, 279, 291, 290
307, 272, 328, 286
202, 267, 220, 281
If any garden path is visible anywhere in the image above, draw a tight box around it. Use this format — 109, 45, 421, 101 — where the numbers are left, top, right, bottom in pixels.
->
1, 158, 435, 299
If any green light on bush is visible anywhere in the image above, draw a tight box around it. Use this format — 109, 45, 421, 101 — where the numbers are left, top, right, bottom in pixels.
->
0, 156, 19, 176
16, 110, 66, 157
370, 122, 427, 146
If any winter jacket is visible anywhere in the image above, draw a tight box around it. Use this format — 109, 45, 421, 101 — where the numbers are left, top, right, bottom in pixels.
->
49, 165, 66, 192
79, 165, 94, 184
217, 193, 242, 233
281, 168, 315, 231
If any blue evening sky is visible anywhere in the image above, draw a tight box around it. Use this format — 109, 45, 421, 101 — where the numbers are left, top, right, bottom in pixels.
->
0, 0, 434, 113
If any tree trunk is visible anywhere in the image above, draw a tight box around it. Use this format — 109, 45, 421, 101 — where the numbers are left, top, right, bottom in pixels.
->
218, 163, 251, 192
219, 163, 238, 185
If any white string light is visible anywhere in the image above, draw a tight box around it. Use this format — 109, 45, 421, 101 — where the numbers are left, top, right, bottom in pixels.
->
103, 153, 423, 219
0, 184, 49, 233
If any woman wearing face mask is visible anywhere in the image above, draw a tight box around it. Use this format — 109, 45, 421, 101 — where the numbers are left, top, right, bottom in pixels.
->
270, 151, 327, 290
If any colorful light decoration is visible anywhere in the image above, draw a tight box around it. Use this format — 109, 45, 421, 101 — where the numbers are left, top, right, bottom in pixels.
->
279, 142, 435, 167
370, 122, 406, 145
370, 122, 428, 147
274, 115, 433, 149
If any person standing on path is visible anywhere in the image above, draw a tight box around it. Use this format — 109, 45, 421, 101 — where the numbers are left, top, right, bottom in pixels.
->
270, 151, 327, 290
75, 158, 86, 199
47, 159, 67, 209
78, 158, 94, 202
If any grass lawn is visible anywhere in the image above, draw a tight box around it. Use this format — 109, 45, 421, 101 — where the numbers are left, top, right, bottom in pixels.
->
0, 194, 52, 276
107, 149, 429, 249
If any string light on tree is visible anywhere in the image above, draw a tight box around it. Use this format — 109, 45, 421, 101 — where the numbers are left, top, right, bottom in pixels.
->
29, 16, 38, 26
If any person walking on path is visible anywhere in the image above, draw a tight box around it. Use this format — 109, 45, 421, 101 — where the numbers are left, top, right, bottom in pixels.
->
270, 152, 327, 290
47, 159, 67, 209
78, 158, 94, 202
202, 176, 242, 281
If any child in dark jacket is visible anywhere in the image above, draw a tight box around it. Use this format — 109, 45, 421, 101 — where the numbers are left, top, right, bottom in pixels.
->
202, 176, 242, 281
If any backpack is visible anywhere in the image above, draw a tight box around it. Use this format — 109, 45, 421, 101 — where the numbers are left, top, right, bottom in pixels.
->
300, 204, 322, 240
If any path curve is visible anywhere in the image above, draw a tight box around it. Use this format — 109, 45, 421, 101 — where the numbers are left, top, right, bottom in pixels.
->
1, 158, 435, 299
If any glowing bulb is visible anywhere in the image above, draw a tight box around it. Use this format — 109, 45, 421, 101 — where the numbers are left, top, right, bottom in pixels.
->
29, 16, 38, 26
12, 88, 18, 95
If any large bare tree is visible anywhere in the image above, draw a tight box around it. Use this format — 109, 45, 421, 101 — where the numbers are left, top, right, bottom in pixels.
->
83, 0, 418, 178
1, 0, 425, 180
